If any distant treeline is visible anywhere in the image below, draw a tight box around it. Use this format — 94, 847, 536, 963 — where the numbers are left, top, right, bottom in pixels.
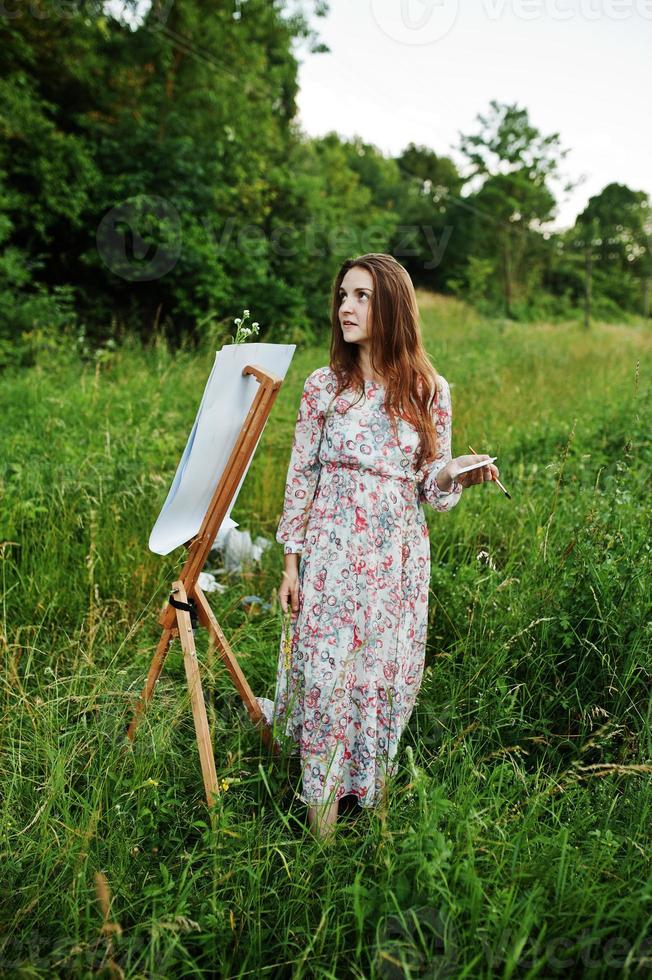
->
1, 0, 650, 365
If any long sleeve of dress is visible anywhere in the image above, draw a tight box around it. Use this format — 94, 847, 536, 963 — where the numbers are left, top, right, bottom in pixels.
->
417, 374, 464, 511
276, 370, 326, 555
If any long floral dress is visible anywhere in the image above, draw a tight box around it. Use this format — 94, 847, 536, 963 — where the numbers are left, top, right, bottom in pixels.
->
256, 366, 464, 809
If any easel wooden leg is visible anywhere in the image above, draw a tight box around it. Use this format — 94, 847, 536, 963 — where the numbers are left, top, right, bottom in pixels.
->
125, 578, 278, 803
125, 626, 177, 742
125, 585, 219, 806
174, 582, 219, 807
192, 584, 277, 754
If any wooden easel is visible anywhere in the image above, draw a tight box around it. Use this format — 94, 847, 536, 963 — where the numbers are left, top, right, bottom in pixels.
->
126, 363, 282, 806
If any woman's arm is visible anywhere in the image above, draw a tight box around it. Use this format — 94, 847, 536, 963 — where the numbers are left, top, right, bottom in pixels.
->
276, 369, 326, 555
417, 375, 464, 512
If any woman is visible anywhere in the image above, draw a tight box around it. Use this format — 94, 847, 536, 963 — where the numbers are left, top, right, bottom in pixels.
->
257, 253, 499, 839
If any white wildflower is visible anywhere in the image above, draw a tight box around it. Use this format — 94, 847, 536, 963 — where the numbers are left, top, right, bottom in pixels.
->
232, 308, 260, 344
476, 549, 497, 571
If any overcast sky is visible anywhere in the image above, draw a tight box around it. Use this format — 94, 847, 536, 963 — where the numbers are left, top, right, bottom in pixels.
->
108, 0, 650, 232
293, 0, 651, 230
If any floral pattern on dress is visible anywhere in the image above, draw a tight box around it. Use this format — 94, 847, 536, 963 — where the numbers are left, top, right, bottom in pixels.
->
257, 366, 463, 808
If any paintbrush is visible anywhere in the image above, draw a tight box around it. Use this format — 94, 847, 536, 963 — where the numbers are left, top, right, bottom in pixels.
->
468, 443, 512, 499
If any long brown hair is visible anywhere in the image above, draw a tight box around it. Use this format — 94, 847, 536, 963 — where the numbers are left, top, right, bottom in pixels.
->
328, 253, 443, 473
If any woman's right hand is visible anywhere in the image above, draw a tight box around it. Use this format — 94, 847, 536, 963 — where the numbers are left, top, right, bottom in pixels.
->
452, 454, 499, 489
279, 560, 300, 618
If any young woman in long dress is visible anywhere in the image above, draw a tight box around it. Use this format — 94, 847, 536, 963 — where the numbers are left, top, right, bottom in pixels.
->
257, 253, 499, 839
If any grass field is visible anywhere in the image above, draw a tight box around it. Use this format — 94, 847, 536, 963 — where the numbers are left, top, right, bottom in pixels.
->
1, 294, 651, 977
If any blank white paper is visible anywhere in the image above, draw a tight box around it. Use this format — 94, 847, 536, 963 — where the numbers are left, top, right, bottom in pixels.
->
149, 342, 296, 555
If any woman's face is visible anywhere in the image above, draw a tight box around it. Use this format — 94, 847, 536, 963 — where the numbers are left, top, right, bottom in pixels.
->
338, 266, 374, 344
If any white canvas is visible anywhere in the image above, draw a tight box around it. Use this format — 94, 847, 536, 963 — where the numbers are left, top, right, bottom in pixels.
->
149, 342, 296, 555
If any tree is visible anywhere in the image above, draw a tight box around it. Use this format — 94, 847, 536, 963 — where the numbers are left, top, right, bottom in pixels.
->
391, 144, 467, 291
575, 183, 652, 316
0, 0, 331, 348
456, 100, 575, 317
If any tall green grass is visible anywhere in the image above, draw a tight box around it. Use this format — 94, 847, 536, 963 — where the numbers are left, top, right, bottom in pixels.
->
1, 296, 651, 977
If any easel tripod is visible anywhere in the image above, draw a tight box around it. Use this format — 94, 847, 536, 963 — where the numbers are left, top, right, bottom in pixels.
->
126, 363, 282, 805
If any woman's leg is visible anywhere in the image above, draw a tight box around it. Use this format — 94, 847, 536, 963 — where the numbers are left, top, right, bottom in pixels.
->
377, 775, 389, 820
307, 799, 339, 839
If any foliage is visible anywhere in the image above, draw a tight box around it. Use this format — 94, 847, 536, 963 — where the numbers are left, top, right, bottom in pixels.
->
1, 12, 651, 367
1, 296, 651, 975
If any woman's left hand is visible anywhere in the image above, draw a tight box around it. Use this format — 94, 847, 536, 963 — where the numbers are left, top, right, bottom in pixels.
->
452, 454, 499, 490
